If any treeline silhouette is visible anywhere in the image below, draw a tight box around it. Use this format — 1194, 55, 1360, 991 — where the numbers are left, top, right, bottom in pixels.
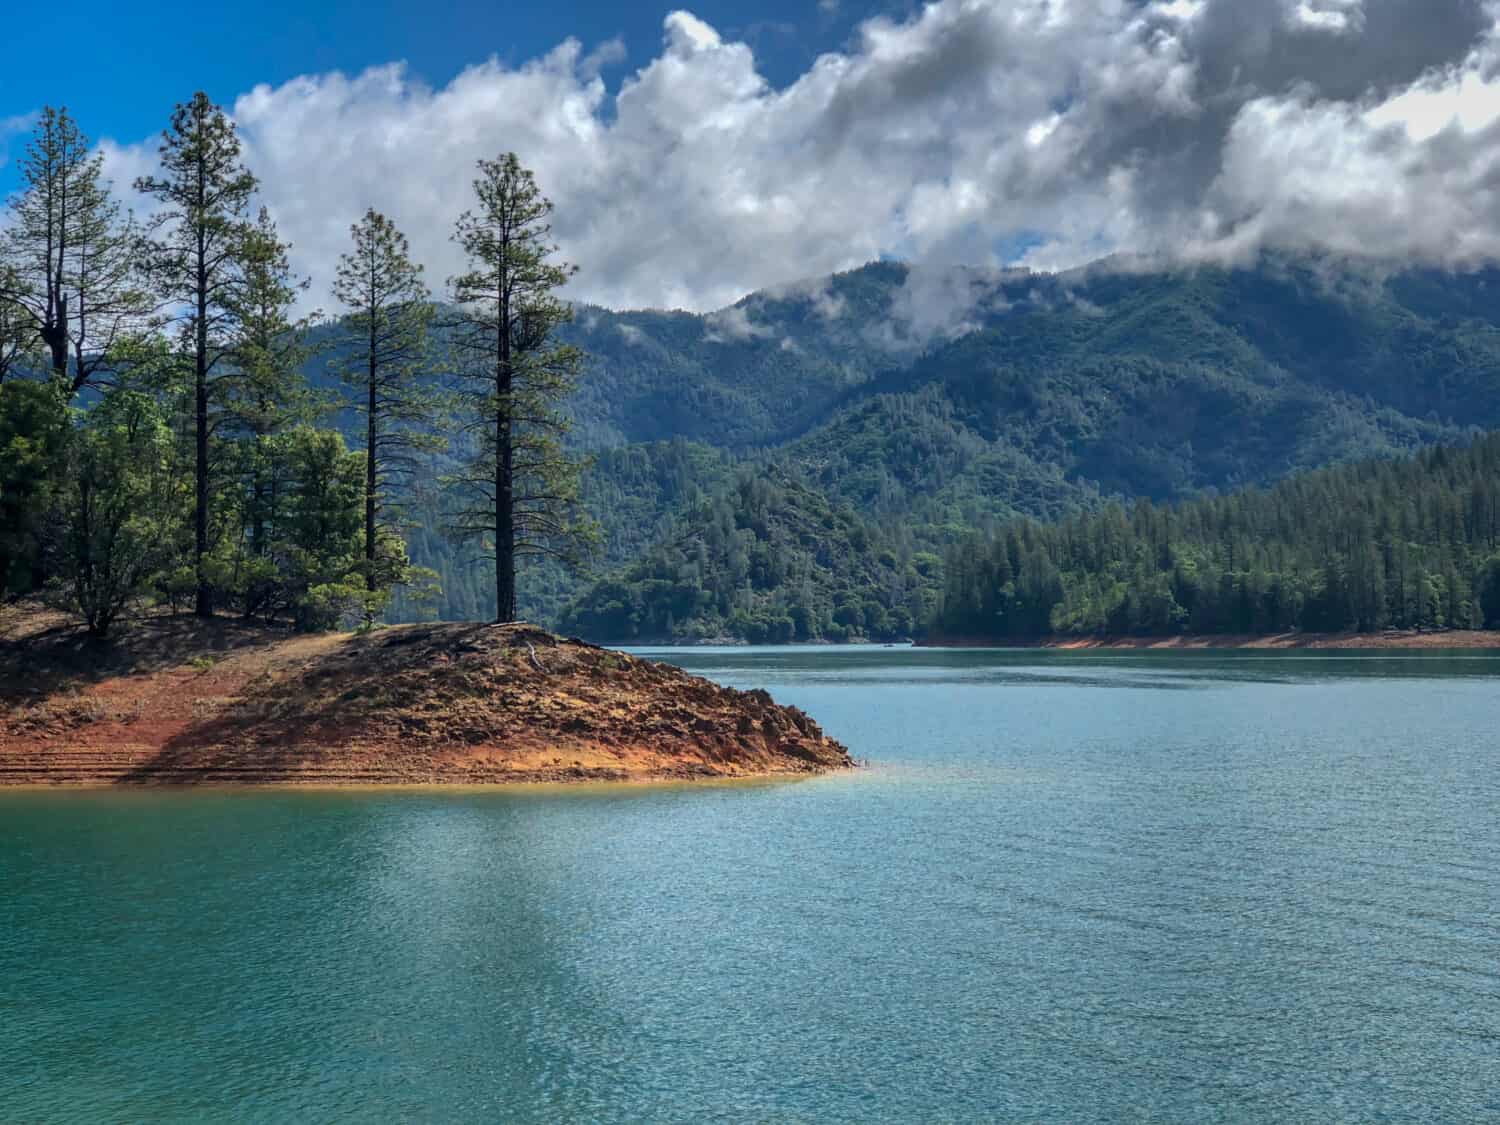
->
936, 434, 1500, 640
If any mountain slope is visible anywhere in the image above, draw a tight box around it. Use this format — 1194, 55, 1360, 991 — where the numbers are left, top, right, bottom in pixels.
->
774, 258, 1492, 530
305, 255, 1500, 628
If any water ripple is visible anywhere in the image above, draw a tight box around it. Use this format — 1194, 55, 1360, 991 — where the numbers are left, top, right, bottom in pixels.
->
4, 648, 1500, 1122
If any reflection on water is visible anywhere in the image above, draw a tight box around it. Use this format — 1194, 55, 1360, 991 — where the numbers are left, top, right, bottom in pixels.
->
3, 646, 1499, 1122
632, 643, 1500, 687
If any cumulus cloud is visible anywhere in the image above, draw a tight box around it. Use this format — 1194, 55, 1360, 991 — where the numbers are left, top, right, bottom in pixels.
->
1289, 0, 1367, 33
95, 0, 1500, 315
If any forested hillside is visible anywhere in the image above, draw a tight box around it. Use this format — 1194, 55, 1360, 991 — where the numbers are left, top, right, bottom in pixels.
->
552, 256, 1499, 486
381, 256, 1500, 636
557, 473, 941, 643
368, 256, 1500, 630
934, 434, 1500, 641
772, 260, 1491, 532
386, 439, 739, 626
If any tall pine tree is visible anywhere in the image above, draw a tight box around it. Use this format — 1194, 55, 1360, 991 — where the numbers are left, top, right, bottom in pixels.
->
331, 209, 440, 603
135, 92, 259, 617
223, 208, 320, 614
447, 154, 593, 622
0, 106, 149, 394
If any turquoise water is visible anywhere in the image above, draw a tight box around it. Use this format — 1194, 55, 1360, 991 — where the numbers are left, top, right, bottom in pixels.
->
3, 646, 1500, 1122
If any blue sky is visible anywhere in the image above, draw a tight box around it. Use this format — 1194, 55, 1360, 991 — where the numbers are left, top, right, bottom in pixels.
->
0, 0, 896, 193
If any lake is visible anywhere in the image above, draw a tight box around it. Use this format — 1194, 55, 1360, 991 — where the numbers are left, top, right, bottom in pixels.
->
3, 646, 1499, 1122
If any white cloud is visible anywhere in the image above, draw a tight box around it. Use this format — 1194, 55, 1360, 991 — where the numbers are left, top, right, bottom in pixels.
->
1366, 55, 1500, 140
1289, 0, 1366, 33
873, 265, 1020, 351
703, 303, 772, 342
1150, 0, 1205, 21
759, 274, 847, 320
93, 1, 1500, 315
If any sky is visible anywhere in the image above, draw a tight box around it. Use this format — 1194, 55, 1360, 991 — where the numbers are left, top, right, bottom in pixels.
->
5, 0, 1500, 314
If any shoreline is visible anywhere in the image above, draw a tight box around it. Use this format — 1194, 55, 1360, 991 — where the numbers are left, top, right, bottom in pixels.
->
0, 771, 842, 794
918, 629, 1500, 650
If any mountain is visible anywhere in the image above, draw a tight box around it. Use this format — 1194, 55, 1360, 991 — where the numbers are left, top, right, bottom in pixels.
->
306, 254, 1500, 633
559, 263, 906, 449
770, 258, 1495, 529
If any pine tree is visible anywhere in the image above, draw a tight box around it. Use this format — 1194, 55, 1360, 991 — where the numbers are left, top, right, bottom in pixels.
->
446, 153, 594, 623
226, 209, 318, 441
331, 209, 440, 605
222, 208, 321, 614
134, 92, 259, 617
0, 379, 70, 594
930, 434, 1500, 641
0, 106, 149, 393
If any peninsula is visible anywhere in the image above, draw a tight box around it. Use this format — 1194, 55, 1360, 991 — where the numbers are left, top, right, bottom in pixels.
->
0, 608, 852, 786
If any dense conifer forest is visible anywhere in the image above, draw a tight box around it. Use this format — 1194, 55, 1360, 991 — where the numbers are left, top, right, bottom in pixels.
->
933, 435, 1500, 640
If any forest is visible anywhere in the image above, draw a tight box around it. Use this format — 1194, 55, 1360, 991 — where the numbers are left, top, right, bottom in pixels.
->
933, 435, 1500, 641
407, 254, 1500, 635
557, 471, 942, 643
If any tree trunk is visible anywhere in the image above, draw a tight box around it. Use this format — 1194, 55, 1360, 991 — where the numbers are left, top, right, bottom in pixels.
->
42, 321, 68, 383
495, 296, 515, 624
365, 322, 377, 595
496, 394, 515, 623
194, 251, 210, 618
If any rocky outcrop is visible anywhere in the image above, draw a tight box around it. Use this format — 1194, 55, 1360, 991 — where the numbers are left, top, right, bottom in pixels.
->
0, 616, 853, 785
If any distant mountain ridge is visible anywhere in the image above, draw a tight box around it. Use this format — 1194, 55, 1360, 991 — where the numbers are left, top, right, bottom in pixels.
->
300, 254, 1500, 630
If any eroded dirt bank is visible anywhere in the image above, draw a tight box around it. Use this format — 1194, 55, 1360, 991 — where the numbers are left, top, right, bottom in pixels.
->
0, 609, 852, 786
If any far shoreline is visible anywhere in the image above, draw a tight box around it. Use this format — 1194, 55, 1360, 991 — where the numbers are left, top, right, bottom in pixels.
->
917, 629, 1500, 651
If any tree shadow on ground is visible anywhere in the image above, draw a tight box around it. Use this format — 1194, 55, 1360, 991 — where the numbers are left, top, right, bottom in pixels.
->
116, 622, 498, 781
0, 609, 290, 707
